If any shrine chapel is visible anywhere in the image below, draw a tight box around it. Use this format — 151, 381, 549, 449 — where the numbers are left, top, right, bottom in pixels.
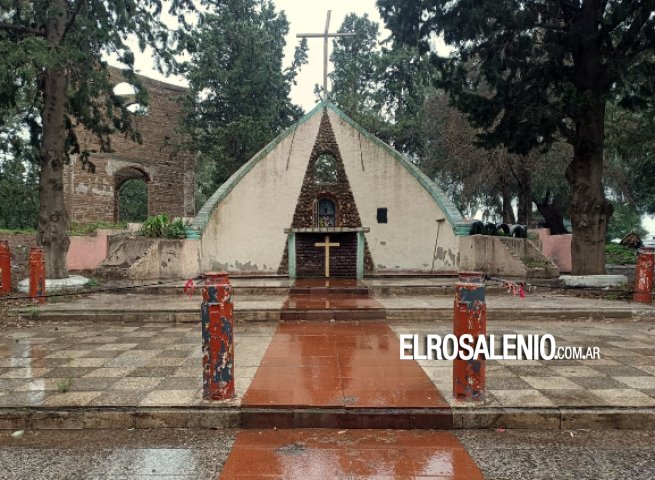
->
188, 102, 469, 278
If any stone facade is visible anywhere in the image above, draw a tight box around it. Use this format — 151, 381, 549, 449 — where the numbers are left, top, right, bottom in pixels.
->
291, 111, 364, 229
279, 111, 374, 276
63, 69, 195, 224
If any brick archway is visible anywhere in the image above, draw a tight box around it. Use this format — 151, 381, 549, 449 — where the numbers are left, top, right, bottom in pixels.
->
114, 166, 150, 223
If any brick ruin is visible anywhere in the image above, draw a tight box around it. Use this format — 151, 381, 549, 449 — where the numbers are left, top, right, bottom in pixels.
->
63, 69, 195, 224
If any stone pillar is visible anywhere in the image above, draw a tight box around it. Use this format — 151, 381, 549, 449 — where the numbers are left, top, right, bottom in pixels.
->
29, 247, 46, 303
453, 272, 486, 401
201, 272, 235, 400
634, 247, 654, 304
0, 241, 11, 295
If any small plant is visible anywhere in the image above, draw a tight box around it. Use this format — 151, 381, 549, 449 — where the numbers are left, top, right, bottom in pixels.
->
56, 378, 72, 393
57, 357, 74, 393
139, 214, 186, 238
87, 278, 101, 288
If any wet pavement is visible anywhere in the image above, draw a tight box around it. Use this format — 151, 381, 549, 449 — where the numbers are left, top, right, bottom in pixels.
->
221, 429, 483, 479
242, 323, 448, 409
1, 320, 653, 412
1, 428, 653, 479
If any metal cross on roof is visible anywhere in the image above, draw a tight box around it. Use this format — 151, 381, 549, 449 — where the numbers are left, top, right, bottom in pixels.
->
296, 10, 356, 95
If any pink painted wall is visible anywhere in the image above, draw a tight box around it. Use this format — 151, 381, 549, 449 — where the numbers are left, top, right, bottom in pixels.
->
535, 228, 572, 273
66, 229, 115, 271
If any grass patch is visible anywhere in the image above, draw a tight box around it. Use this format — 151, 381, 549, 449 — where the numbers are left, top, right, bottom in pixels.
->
69, 221, 128, 236
522, 257, 551, 268
605, 244, 637, 265
0, 227, 37, 235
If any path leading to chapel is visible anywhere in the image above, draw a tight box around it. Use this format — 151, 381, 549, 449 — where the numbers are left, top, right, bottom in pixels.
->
220, 429, 484, 480
242, 322, 449, 410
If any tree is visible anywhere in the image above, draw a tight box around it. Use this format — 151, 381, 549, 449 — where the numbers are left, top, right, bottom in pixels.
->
0, 148, 39, 229
0, 0, 194, 278
379, 0, 655, 274
606, 201, 647, 242
329, 12, 435, 157
184, 0, 307, 202
605, 101, 655, 214
329, 14, 388, 138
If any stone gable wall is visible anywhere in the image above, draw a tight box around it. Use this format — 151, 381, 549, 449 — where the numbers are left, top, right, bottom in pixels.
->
63, 70, 195, 224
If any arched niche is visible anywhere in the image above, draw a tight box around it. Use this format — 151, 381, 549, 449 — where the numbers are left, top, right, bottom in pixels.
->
114, 166, 149, 222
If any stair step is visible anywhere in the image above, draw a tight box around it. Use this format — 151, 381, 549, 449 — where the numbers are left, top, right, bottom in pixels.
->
241, 407, 453, 429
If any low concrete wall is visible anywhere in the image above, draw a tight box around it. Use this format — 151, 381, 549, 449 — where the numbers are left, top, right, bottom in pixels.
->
102, 234, 201, 280
0, 230, 124, 285
458, 235, 559, 278
535, 228, 572, 273
67, 229, 122, 270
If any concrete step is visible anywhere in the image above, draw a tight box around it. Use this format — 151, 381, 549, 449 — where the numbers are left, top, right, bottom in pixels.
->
2, 405, 653, 430
241, 407, 453, 429
279, 308, 386, 321
289, 286, 370, 296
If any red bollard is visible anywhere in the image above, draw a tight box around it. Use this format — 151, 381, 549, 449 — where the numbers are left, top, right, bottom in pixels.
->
0, 240, 11, 295
634, 247, 654, 304
201, 272, 235, 400
29, 246, 46, 303
453, 272, 486, 401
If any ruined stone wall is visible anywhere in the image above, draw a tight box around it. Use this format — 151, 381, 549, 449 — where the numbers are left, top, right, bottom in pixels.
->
63, 70, 195, 224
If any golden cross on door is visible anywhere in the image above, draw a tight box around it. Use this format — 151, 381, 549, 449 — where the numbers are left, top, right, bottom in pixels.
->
315, 235, 340, 278
296, 10, 356, 95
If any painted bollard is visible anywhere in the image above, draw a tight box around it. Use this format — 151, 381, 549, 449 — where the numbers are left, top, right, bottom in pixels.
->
0, 240, 11, 295
634, 247, 654, 304
453, 272, 486, 401
201, 272, 235, 400
29, 246, 46, 303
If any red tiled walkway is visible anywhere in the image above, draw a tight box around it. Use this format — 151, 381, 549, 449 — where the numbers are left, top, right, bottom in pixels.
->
219, 429, 484, 479
242, 322, 449, 409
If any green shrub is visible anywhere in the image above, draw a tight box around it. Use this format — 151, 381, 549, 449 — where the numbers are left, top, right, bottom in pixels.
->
605, 244, 637, 265
139, 214, 186, 238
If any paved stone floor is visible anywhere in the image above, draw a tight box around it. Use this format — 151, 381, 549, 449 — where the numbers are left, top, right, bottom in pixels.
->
392, 321, 655, 408
1, 429, 653, 479
1, 320, 654, 410
0, 323, 274, 408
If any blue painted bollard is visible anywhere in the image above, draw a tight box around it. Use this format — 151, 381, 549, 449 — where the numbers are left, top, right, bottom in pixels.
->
201, 272, 235, 400
453, 272, 486, 401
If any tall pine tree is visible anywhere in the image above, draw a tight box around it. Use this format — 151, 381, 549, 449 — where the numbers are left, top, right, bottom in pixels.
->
378, 0, 655, 274
0, 0, 194, 278
183, 0, 307, 203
